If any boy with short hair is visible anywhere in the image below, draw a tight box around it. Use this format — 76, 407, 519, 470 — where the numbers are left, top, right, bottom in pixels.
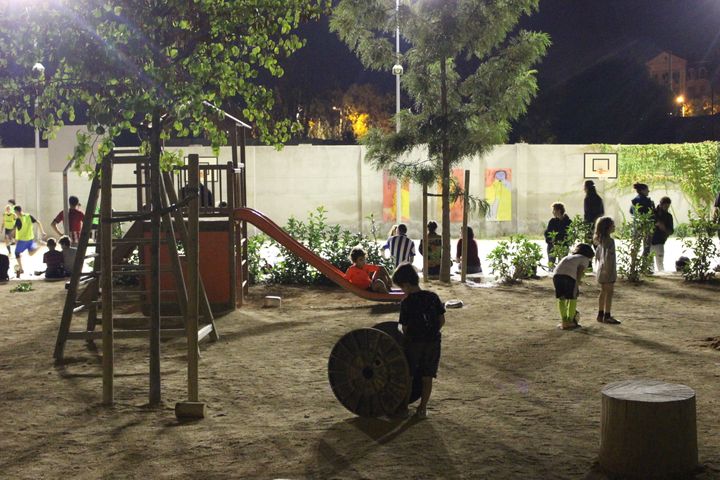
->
344, 247, 392, 293
51, 195, 85, 245
13, 205, 46, 277
58, 235, 77, 276
392, 263, 446, 419
43, 238, 65, 279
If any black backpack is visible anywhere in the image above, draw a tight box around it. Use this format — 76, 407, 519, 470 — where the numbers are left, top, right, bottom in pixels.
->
0, 254, 9, 281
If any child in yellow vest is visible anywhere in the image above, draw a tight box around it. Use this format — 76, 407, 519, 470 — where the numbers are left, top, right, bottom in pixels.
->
13, 205, 46, 277
3, 203, 16, 255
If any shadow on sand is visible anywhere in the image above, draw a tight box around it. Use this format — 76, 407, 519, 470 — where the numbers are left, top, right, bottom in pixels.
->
306, 416, 460, 479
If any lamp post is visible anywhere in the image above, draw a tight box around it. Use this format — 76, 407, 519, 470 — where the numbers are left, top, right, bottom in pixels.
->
32, 61, 44, 216
393, 0, 403, 224
676, 95, 686, 117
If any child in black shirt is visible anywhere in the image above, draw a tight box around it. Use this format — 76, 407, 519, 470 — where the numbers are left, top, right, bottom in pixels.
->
392, 263, 446, 419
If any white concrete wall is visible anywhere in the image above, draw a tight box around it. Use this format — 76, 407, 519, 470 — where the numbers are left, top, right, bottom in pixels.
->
0, 144, 695, 238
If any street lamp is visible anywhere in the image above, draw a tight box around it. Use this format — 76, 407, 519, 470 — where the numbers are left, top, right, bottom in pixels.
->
32, 61, 44, 216
394, 0, 402, 224
676, 95, 686, 117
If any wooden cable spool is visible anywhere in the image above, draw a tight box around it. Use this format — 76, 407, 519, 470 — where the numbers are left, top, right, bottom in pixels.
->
328, 321, 421, 417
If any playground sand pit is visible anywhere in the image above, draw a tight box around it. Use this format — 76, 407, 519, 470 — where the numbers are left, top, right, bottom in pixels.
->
1, 276, 720, 479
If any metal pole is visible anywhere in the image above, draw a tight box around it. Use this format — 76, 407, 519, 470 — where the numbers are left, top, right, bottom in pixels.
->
395, 0, 402, 225
35, 123, 41, 216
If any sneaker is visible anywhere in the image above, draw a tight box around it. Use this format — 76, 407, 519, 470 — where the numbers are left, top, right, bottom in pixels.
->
414, 408, 427, 419
557, 322, 581, 330
603, 316, 621, 325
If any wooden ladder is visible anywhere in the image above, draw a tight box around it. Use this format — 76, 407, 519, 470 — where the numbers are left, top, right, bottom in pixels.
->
53, 148, 218, 362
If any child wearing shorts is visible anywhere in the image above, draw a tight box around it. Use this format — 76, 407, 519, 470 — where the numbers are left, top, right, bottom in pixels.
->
553, 243, 594, 330
392, 263, 446, 419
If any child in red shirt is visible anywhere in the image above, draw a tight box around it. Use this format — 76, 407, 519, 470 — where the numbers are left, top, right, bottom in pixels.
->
345, 247, 392, 293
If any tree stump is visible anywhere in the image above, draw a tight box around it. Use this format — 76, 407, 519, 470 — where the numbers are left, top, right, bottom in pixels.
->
599, 379, 698, 478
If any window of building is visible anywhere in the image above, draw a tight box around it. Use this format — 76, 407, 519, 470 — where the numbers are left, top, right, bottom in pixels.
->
673, 72, 681, 83
662, 73, 669, 83
688, 69, 696, 80
700, 68, 708, 79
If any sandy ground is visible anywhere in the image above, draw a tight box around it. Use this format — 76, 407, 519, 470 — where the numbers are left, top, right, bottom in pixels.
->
1, 268, 719, 479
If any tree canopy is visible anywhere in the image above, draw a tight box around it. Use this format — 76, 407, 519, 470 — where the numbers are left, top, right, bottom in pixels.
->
331, 0, 550, 281
0, 0, 328, 169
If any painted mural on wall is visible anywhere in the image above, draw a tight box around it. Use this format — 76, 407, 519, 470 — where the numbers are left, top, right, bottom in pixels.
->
433, 168, 466, 222
383, 171, 410, 222
485, 168, 512, 221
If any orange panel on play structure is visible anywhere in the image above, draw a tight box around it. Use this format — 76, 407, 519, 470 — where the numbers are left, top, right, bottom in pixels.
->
142, 220, 235, 312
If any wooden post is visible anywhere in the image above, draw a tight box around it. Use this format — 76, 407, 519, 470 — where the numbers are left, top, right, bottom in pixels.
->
422, 184, 428, 282
175, 154, 205, 420
149, 110, 162, 406
599, 379, 698, 478
227, 161, 237, 310
460, 170, 470, 283
100, 156, 114, 405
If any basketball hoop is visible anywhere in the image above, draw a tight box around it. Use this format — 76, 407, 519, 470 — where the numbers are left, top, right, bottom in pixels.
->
584, 153, 618, 179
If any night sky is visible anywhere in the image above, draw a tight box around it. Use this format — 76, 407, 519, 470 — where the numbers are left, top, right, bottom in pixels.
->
3, 0, 720, 146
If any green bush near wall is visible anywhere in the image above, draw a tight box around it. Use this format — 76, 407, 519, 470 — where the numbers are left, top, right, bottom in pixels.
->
594, 142, 720, 210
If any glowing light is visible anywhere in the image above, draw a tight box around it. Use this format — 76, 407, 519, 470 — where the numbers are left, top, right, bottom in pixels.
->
676, 95, 685, 104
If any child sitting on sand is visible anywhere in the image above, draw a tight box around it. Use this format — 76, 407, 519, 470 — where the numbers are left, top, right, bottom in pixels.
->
344, 247, 392, 293
552, 243, 595, 330
392, 263, 446, 419
43, 238, 65, 279
58, 236, 77, 276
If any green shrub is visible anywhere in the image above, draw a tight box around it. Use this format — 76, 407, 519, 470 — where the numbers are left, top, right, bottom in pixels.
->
680, 212, 719, 282
248, 207, 393, 285
487, 235, 543, 283
616, 209, 655, 282
547, 215, 592, 268
673, 222, 690, 239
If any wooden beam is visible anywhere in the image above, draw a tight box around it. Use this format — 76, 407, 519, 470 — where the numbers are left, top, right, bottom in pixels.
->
422, 184, 429, 282
148, 109, 162, 406
461, 170, 470, 283
186, 153, 201, 404
101, 155, 114, 405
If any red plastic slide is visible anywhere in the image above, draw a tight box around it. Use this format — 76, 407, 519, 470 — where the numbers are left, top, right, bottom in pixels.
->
233, 208, 406, 302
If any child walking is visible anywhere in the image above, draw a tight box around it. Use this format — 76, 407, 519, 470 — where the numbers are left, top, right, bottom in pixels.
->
594, 216, 621, 324
344, 247, 392, 293
552, 243, 594, 330
392, 263, 446, 419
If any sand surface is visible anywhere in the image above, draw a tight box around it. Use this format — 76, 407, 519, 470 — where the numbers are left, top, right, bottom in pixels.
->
1, 274, 719, 479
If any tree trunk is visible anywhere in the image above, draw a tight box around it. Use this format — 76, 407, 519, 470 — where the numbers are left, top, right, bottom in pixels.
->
149, 108, 162, 406
439, 56, 451, 283
599, 379, 698, 477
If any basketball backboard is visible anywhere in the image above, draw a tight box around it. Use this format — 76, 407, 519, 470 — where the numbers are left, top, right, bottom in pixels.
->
584, 153, 618, 179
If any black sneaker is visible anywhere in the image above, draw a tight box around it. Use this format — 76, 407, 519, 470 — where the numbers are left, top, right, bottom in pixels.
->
603, 316, 621, 325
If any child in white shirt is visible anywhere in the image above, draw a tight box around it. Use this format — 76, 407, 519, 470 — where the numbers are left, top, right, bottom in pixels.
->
553, 243, 595, 330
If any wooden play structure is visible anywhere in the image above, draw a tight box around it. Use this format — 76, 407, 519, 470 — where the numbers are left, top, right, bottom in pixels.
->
54, 107, 251, 415
53, 108, 405, 414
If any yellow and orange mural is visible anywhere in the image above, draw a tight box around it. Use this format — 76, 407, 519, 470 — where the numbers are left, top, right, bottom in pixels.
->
383, 172, 410, 222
